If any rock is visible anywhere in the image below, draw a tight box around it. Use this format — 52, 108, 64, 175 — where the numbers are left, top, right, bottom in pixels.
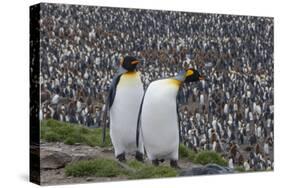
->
40, 150, 72, 169
101, 147, 114, 153
86, 177, 93, 181
179, 164, 234, 176
40, 142, 103, 170
71, 153, 97, 162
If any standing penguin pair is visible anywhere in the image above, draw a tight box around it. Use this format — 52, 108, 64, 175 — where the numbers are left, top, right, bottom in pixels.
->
106, 55, 204, 168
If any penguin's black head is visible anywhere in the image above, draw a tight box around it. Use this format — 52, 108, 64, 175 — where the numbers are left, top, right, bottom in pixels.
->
184, 68, 205, 82
120, 56, 140, 71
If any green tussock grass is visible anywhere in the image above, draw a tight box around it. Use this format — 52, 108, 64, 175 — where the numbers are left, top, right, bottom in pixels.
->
126, 160, 177, 179
126, 160, 146, 170
128, 165, 177, 179
40, 119, 111, 147
193, 151, 227, 166
179, 144, 196, 161
179, 144, 227, 166
65, 159, 125, 177
65, 158, 177, 179
235, 166, 245, 172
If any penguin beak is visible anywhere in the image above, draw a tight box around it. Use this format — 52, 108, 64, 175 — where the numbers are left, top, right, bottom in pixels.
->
131, 60, 140, 65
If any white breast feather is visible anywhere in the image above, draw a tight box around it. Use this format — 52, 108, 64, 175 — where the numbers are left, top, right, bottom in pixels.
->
141, 79, 180, 160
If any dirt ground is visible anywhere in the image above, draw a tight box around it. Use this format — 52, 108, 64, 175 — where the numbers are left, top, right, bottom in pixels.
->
39, 142, 202, 185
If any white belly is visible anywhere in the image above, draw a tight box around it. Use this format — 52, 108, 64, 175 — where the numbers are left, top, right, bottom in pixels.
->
141, 79, 180, 160
110, 72, 144, 156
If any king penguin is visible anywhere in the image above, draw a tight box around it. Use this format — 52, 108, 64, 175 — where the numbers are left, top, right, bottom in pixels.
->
137, 68, 204, 168
107, 56, 144, 162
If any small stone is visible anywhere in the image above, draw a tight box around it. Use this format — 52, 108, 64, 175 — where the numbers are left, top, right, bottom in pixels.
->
86, 177, 93, 181
40, 149, 72, 169
179, 164, 234, 176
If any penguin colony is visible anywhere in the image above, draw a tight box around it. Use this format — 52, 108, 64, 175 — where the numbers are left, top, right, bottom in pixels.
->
106, 55, 204, 168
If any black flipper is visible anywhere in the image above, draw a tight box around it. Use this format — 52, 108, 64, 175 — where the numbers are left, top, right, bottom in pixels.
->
176, 93, 183, 143
108, 75, 122, 108
136, 92, 146, 148
101, 103, 108, 145
102, 67, 127, 144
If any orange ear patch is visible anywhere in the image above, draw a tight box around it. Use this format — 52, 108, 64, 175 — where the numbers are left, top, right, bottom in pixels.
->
186, 69, 194, 77
167, 79, 181, 87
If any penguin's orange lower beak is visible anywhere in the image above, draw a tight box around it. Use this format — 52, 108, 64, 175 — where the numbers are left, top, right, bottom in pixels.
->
131, 60, 140, 65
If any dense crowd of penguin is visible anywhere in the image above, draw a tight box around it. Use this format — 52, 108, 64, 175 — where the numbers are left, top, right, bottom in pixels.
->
39, 3, 274, 170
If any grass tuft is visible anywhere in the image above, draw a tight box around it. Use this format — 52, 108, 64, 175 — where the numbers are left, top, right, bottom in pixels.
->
194, 151, 227, 166
235, 166, 245, 172
128, 165, 177, 179
40, 119, 111, 147
127, 160, 146, 170
179, 144, 196, 161
65, 158, 178, 179
44, 132, 61, 142
65, 159, 124, 177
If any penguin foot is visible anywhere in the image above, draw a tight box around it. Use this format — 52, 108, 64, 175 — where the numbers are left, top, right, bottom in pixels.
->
116, 153, 126, 162
152, 159, 159, 166
170, 160, 181, 169
135, 151, 144, 162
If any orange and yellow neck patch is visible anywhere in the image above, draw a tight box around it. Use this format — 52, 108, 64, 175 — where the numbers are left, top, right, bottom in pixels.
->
167, 79, 182, 87
118, 71, 140, 87
122, 71, 138, 78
